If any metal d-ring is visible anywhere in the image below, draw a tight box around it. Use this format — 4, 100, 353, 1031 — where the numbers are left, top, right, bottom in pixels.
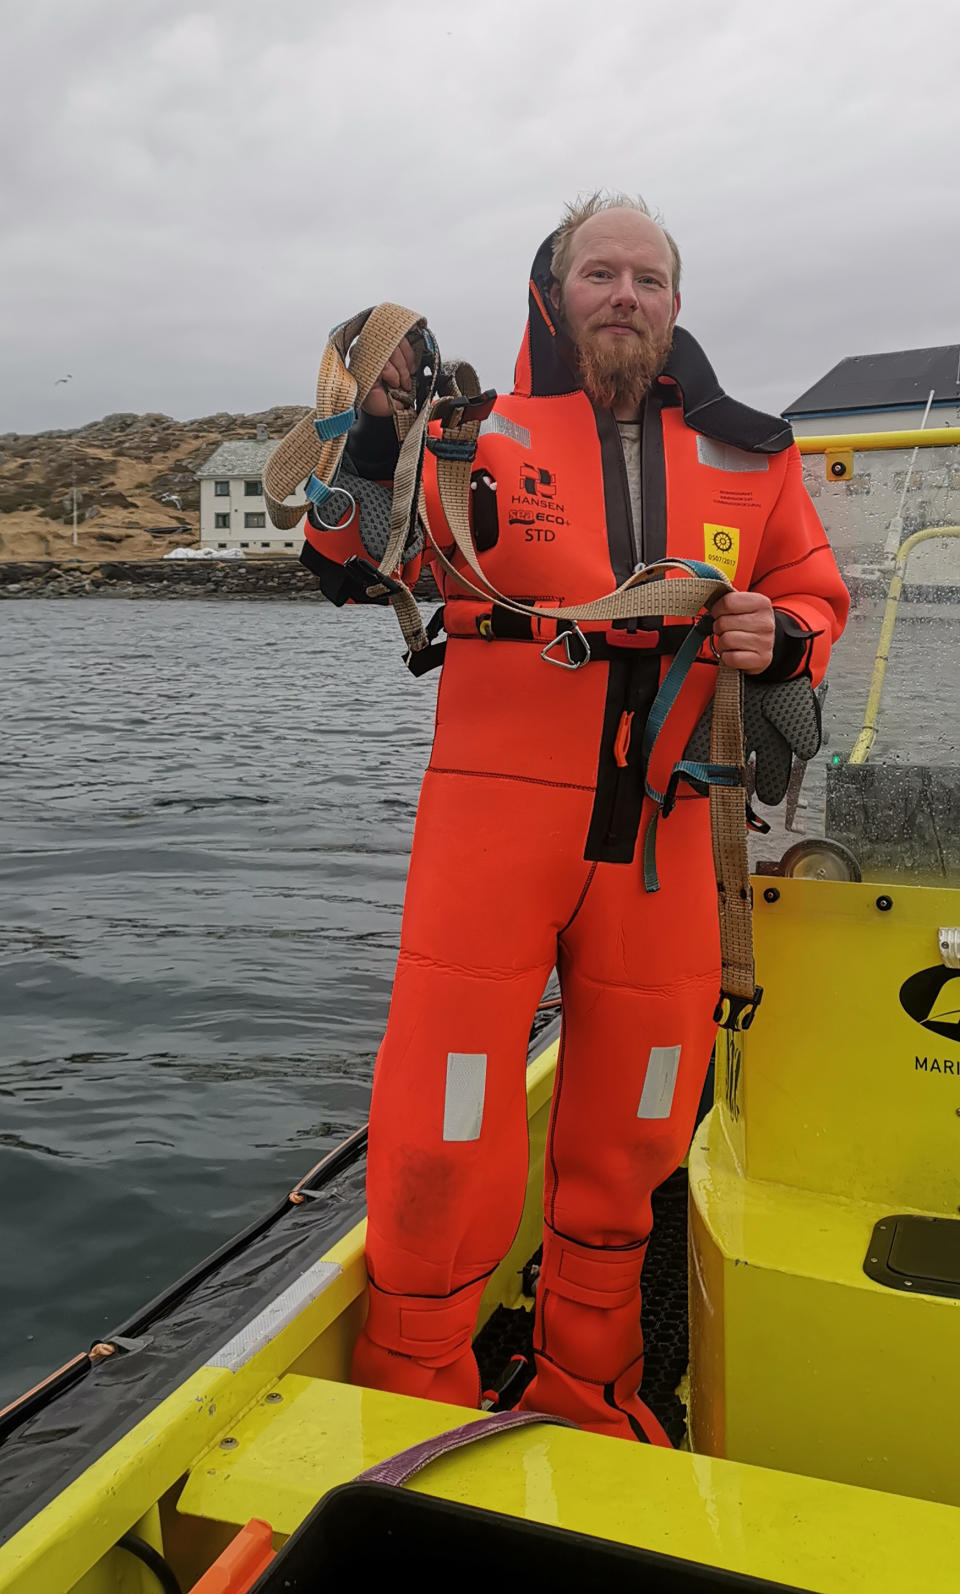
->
540, 625, 591, 670
312, 485, 356, 530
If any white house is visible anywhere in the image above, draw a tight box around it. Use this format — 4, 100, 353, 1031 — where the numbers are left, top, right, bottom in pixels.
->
785, 344, 960, 436
195, 437, 305, 553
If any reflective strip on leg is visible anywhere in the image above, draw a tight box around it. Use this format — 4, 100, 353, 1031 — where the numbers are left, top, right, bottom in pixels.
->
637, 1045, 682, 1120
443, 1052, 487, 1141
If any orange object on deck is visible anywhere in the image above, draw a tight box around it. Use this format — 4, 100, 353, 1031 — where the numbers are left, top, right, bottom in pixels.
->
189, 1518, 274, 1593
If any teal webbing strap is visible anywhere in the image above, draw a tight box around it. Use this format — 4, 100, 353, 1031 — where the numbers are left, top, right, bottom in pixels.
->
640, 618, 711, 766
670, 759, 740, 791
642, 806, 662, 892
641, 757, 742, 892
314, 407, 355, 442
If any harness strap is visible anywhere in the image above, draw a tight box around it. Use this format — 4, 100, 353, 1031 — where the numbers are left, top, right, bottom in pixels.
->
268, 305, 761, 1026
428, 386, 760, 1027
264, 303, 441, 652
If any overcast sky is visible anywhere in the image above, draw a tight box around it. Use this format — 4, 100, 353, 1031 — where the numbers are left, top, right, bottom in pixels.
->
3, 0, 958, 435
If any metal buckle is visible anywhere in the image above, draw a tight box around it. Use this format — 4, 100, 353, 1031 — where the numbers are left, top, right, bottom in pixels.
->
540, 625, 591, 670
312, 485, 356, 530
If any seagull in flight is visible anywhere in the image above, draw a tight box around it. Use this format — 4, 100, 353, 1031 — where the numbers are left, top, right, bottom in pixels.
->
54, 374, 73, 385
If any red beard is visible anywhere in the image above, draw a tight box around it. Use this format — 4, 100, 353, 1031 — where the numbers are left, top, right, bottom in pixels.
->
573, 313, 674, 411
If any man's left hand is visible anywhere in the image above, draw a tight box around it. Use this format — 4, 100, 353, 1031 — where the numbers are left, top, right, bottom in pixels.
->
710, 591, 775, 674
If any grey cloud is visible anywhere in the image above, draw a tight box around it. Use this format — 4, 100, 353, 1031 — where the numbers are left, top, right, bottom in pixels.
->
2, 0, 958, 433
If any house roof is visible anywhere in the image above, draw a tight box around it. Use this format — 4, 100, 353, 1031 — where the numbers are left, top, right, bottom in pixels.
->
785, 345, 960, 418
196, 440, 276, 478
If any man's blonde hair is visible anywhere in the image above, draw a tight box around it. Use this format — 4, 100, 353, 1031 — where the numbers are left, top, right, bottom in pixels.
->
550, 191, 682, 295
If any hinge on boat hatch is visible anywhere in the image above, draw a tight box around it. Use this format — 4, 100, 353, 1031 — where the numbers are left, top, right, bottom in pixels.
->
939, 928, 960, 969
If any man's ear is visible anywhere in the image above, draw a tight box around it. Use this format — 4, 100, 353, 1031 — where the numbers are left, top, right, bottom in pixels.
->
673, 290, 682, 320
549, 279, 561, 311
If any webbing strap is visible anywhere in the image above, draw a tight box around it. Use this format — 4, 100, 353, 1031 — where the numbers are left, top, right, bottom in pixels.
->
428, 389, 759, 1019
354, 1410, 577, 1487
264, 303, 440, 652
267, 305, 760, 1019
430, 411, 732, 626
640, 618, 711, 767
709, 664, 759, 1021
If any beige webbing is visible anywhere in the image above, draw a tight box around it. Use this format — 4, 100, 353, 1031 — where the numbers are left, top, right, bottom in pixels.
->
427, 381, 759, 1020
267, 306, 759, 1021
709, 665, 758, 1015
428, 385, 730, 628
264, 303, 440, 653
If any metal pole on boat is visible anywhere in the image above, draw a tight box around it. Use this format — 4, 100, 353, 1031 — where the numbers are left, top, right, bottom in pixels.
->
883, 389, 936, 557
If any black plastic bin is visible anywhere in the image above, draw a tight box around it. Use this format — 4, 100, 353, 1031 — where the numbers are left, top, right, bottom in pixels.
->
249, 1483, 812, 1591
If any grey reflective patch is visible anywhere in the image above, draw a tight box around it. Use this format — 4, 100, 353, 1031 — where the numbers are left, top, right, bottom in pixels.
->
696, 436, 769, 473
443, 1052, 487, 1141
637, 1046, 682, 1120
478, 413, 532, 450
207, 1260, 342, 1371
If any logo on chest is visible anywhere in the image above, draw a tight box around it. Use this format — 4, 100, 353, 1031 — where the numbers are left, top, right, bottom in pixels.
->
509, 462, 567, 539
704, 522, 740, 578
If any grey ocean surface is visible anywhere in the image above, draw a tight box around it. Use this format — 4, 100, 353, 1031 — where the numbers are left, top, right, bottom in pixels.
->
0, 600, 436, 1406
1, 591, 956, 1407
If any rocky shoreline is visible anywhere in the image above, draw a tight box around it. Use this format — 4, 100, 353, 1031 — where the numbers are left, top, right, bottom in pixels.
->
0, 559, 441, 602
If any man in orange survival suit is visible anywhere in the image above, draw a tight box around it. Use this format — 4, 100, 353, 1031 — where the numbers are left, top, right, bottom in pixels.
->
301, 194, 849, 1444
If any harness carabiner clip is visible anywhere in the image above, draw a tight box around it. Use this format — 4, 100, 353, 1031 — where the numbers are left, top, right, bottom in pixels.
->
540, 625, 591, 671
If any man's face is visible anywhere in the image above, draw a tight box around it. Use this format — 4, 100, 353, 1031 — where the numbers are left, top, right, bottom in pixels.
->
550, 209, 680, 411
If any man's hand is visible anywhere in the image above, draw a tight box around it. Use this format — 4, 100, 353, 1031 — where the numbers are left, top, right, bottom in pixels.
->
360, 337, 417, 418
711, 590, 776, 674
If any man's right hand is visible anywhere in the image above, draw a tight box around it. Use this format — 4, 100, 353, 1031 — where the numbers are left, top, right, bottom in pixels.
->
360, 336, 417, 418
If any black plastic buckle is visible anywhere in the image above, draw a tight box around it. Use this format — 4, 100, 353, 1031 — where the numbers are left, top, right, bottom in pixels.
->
426, 436, 478, 462
431, 388, 498, 426
661, 767, 710, 819
714, 985, 764, 1032
343, 554, 402, 597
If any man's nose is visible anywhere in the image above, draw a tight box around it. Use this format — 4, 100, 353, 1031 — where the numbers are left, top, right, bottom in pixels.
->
609, 273, 639, 309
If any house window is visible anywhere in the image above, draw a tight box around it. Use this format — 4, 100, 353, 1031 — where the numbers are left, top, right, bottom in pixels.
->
214, 513, 230, 529
260, 541, 270, 548
217, 542, 227, 549
244, 512, 265, 529
214, 481, 230, 497
284, 541, 294, 549
240, 541, 250, 549
244, 479, 263, 496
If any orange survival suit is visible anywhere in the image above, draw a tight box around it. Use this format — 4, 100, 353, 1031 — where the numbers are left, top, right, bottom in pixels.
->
300, 235, 849, 1444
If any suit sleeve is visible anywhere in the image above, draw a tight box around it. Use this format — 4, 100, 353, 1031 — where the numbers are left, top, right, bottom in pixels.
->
750, 444, 850, 685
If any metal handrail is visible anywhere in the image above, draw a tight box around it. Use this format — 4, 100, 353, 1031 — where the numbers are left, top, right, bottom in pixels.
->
796, 426, 960, 453
849, 526, 960, 765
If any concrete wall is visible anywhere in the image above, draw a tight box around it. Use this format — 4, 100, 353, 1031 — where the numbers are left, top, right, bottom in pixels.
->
199, 475, 304, 553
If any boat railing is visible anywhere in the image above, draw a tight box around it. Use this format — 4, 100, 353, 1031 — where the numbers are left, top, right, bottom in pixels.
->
846, 524, 960, 765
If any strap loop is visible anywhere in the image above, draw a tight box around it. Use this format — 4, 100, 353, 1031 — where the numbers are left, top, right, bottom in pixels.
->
426, 436, 478, 462
305, 476, 357, 531
313, 407, 355, 442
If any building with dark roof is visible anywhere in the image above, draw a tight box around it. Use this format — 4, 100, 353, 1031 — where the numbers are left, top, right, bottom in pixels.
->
196, 437, 305, 552
785, 344, 960, 436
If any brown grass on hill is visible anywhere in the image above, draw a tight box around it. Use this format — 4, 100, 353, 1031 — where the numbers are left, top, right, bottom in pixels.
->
0, 405, 307, 563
